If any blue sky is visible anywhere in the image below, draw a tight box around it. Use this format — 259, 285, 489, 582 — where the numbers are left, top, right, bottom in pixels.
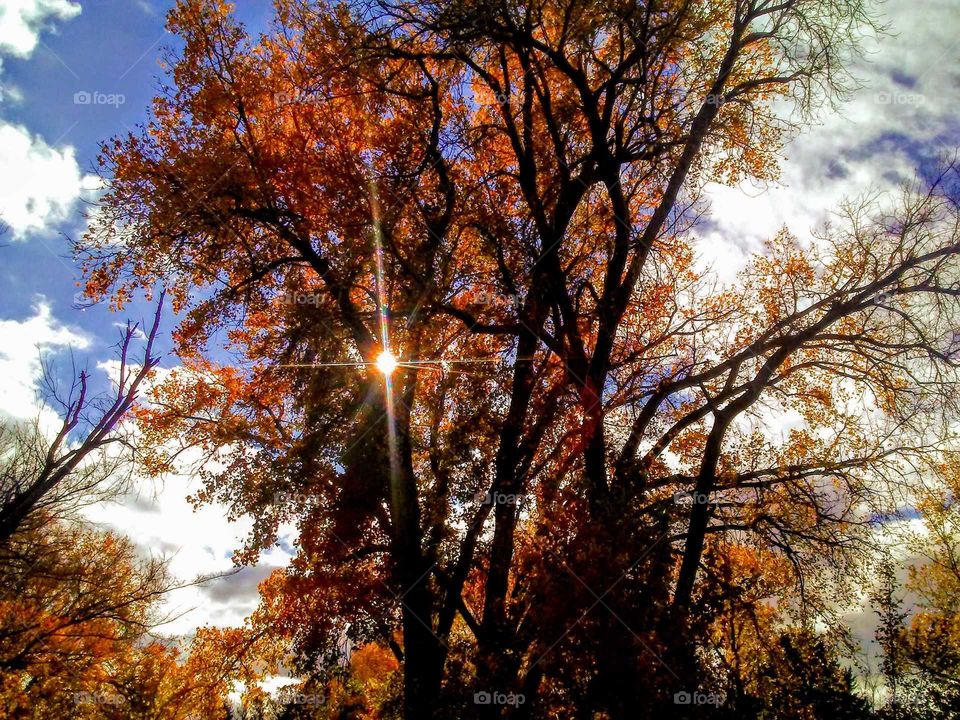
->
0, 0, 288, 637
0, 0, 958, 650
0, 0, 274, 369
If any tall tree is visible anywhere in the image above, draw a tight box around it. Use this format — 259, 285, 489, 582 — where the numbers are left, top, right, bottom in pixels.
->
80, 0, 960, 716
0, 519, 232, 719
880, 457, 960, 718
0, 297, 163, 543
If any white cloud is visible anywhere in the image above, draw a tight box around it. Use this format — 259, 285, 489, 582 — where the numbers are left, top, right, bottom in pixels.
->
109, 321, 147, 340
84, 451, 295, 637
0, 121, 98, 239
0, 2, 91, 239
688, 1, 960, 682
81, 363, 295, 636
0, 299, 88, 420
85, 465, 258, 635
1, 84, 24, 104
0, 320, 281, 637
695, 0, 960, 282
0, 0, 81, 58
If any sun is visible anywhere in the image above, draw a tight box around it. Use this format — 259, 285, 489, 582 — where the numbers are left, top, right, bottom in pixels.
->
375, 349, 398, 376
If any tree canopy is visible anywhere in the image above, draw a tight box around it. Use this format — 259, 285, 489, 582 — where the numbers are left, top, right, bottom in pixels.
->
76, 0, 960, 717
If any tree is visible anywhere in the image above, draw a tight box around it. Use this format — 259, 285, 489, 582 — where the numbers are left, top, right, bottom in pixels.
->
0, 296, 163, 543
0, 518, 234, 719
876, 457, 960, 719
79, 0, 960, 716
0, 291, 238, 717
870, 556, 909, 717
720, 628, 873, 720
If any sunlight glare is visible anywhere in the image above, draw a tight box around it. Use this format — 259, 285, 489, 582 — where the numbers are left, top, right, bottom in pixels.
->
376, 350, 398, 376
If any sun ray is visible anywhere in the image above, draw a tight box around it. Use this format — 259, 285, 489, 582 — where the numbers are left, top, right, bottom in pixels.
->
276, 356, 528, 372
363, 142, 404, 503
